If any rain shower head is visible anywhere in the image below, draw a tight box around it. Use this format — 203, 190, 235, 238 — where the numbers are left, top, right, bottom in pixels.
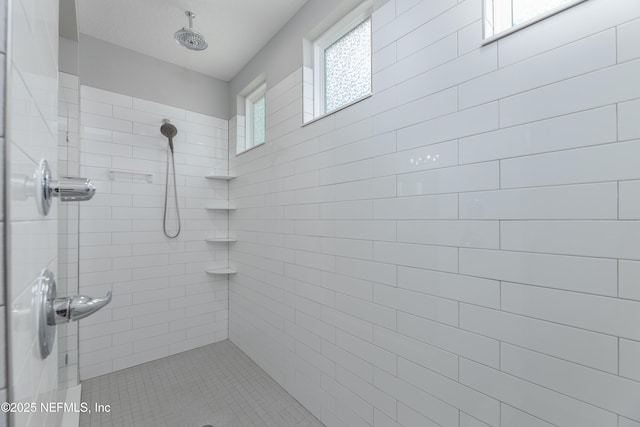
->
174, 11, 208, 51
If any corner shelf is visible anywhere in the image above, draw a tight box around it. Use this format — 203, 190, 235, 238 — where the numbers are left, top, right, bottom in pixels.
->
204, 172, 235, 276
206, 268, 236, 275
205, 175, 236, 180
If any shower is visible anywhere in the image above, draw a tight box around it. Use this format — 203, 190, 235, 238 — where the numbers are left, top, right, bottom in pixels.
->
160, 119, 181, 238
174, 10, 208, 51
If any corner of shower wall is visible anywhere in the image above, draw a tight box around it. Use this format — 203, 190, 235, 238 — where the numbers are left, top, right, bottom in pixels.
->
227, 67, 307, 395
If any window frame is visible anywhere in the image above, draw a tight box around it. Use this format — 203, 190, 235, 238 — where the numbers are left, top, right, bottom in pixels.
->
236, 79, 267, 156
305, 1, 373, 122
483, 0, 588, 44
245, 83, 266, 152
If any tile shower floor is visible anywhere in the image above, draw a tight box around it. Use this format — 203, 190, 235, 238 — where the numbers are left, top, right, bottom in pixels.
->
80, 340, 324, 427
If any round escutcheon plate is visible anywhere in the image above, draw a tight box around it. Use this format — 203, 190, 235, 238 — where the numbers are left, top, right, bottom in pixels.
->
35, 269, 57, 359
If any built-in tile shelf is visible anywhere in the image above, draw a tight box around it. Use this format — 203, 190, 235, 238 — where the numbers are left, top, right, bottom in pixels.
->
205, 175, 236, 180
206, 268, 237, 275
205, 238, 237, 243
205, 204, 236, 211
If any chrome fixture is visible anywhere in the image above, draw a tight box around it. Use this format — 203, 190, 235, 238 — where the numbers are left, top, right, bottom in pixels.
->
174, 11, 208, 51
51, 177, 96, 201
36, 269, 57, 358
36, 269, 112, 358
50, 291, 112, 324
34, 159, 96, 216
160, 119, 181, 238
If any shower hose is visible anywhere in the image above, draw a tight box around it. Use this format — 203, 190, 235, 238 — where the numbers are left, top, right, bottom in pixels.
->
163, 146, 181, 238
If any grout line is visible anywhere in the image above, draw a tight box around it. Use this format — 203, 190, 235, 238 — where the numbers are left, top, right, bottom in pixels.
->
615, 26, 619, 64
618, 337, 621, 375
616, 102, 620, 143
617, 259, 620, 298
617, 181, 620, 220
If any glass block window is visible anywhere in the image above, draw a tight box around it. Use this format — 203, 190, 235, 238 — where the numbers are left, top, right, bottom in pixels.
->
485, 0, 585, 39
324, 18, 371, 113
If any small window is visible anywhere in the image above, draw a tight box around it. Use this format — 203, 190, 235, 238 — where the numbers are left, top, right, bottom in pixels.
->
323, 18, 371, 113
484, 0, 586, 40
237, 81, 266, 155
246, 84, 266, 149
304, 1, 372, 121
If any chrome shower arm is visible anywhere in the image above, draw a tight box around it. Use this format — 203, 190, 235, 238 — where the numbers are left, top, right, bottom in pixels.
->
186, 10, 194, 29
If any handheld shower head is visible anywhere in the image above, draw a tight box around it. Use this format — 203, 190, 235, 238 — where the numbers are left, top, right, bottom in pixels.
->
160, 119, 181, 238
160, 119, 177, 153
175, 11, 208, 51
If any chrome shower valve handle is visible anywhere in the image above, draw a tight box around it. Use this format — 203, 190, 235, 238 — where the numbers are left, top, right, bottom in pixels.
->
37, 269, 112, 358
50, 292, 113, 324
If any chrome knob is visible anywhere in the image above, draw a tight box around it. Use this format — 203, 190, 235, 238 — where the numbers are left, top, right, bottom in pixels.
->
34, 159, 96, 216
49, 177, 96, 202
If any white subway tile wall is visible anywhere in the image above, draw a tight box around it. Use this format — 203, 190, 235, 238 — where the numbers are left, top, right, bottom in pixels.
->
227, 0, 640, 426
78, 86, 230, 379
8, 0, 59, 425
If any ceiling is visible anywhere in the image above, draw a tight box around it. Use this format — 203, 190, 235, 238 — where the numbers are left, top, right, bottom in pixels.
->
76, 0, 309, 81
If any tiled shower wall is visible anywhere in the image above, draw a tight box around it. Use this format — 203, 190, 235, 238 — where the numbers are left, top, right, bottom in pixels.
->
77, 86, 230, 379
8, 0, 60, 425
57, 71, 80, 389
228, 0, 640, 426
